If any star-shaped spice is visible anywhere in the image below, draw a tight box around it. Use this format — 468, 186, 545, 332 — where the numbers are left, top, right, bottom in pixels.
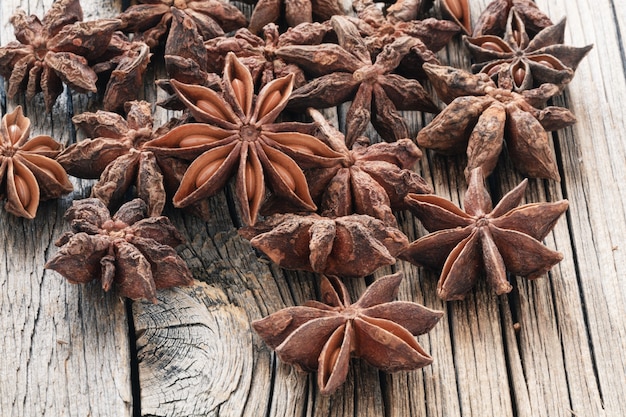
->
46, 198, 193, 302
305, 108, 431, 226
239, 212, 409, 278
399, 168, 568, 300
245, 0, 344, 34
0, 0, 120, 110
465, 11, 592, 91
279, 16, 438, 147
417, 63, 577, 180
117, 0, 247, 48
145, 52, 345, 225
0, 106, 73, 218
58, 101, 183, 217
252, 272, 442, 395
473, 0, 553, 38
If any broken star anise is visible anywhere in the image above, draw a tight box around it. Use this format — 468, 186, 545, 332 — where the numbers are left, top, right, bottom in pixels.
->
145, 52, 345, 226
305, 108, 431, 226
417, 63, 577, 180
279, 15, 438, 147
473, 0, 553, 38
0, 106, 73, 219
239, 212, 409, 278
399, 168, 568, 300
45, 198, 193, 302
252, 272, 442, 395
117, 0, 247, 48
465, 10, 593, 91
0, 0, 120, 110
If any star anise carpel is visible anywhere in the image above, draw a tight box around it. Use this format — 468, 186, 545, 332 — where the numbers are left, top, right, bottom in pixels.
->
145, 52, 345, 225
473, 0, 553, 38
0, 0, 121, 110
279, 15, 438, 147
0, 106, 73, 219
244, 0, 344, 35
465, 10, 592, 91
399, 168, 568, 300
417, 63, 577, 180
252, 272, 442, 394
45, 198, 193, 302
438, 0, 471, 35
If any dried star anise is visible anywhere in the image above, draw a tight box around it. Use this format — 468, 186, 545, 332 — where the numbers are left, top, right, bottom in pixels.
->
279, 16, 438, 146
465, 11, 593, 91
473, 0, 553, 38
239, 212, 408, 278
438, 0, 471, 35
252, 272, 442, 394
244, 0, 343, 34
58, 101, 181, 217
145, 52, 345, 225
400, 168, 568, 300
305, 108, 431, 226
45, 198, 193, 302
417, 63, 577, 180
117, 0, 247, 48
0, 106, 73, 219
0, 0, 120, 110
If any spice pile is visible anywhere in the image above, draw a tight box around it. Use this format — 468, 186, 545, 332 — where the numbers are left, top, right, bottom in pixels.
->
0, 0, 590, 395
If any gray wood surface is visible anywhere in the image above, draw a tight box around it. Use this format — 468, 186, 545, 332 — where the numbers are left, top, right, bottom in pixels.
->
1, 0, 625, 416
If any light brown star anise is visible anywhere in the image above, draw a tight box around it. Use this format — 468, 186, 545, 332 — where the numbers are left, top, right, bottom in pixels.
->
118, 0, 247, 48
417, 63, 577, 180
0, 0, 121, 110
305, 108, 431, 226
399, 168, 568, 300
0, 106, 73, 219
252, 272, 442, 395
144, 52, 345, 225
473, 0, 553, 38
45, 198, 193, 302
57, 101, 180, 217
279, 16, 438, 147
244, 0, 344, 34
465, 10, 592, 91
239, 212, 409, 278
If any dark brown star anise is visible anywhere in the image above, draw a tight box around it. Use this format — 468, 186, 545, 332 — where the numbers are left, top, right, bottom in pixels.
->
144, 52, 345, 225
117, 0, 247, 48
45, 198, 193, 302
399, 168, 568, 300
58, 101, 181, 217
245, 0, 344, 34
0, 0, 120, 110
252, 272, 442, 394
473, 0, 553, 38
465, 10, 592, 91
239, 212, 409, 278
305, 108, 431, 226
0, 106, 73, 219
279, 16, 438, 147
417, 63, 577, 180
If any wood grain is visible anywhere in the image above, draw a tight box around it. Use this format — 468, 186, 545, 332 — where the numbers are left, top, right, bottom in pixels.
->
0, 0, 625, 416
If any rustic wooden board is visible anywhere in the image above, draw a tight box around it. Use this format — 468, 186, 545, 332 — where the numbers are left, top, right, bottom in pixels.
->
0, 0, 625, 416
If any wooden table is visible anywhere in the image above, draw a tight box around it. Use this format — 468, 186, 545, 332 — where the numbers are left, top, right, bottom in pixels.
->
1, 0, 624, 415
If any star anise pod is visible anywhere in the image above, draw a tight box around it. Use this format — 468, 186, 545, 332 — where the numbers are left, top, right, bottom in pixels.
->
279, 16, 438, 147
0, 0, 120, 110
117, 0, 247, 48
244, 0, 344, 34
473, 0, 553, 38
305, 108, 431, 226
252, 272, 442, 394
45, 198, 193, 302
417, 63, 577, 180
239, 212, 409, 278
204, 22, 332, 90
465, 10, 593, 91
58, 101, 181, 217
400, 168, 568, 300
144, 52, 345, 225
438, 0, 471, 35
0, 106, 73, 219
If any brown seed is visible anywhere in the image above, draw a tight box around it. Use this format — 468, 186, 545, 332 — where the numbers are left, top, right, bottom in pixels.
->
481, 41, 504, 53
179, 135, 218, 148
231, 78, 246, 110
257, 90, 282, 120
513, 67, 526, 86
197, 99, 227, 120
274, 163, 296, 191
445, 0, 464, 20
245, 163, 256, 201
195, 158, 224, 188
8, 125, 22, 144
487, 64, 501, 77
537, 60, 555, 69
325, 347, 341, 377
14, 174, 31, 207
512, 30, 522, 46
